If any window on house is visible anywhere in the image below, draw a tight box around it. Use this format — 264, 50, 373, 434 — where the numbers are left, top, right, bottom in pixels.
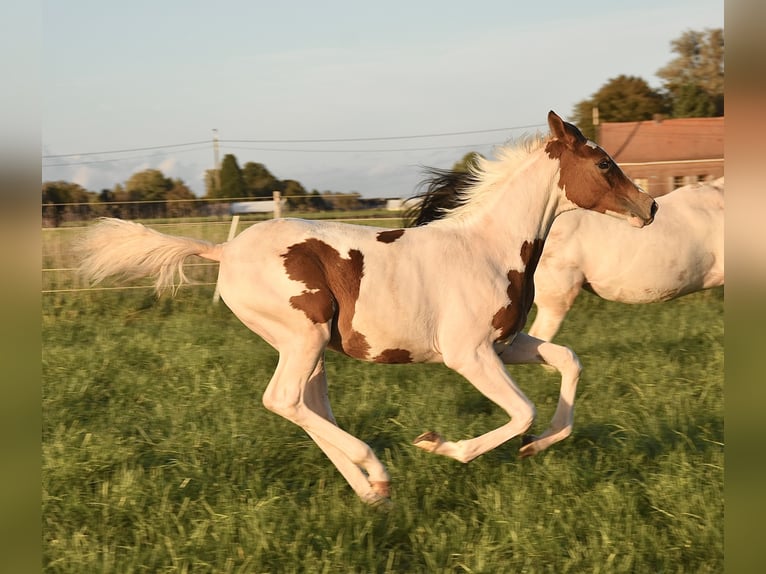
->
673, 176, 685, 189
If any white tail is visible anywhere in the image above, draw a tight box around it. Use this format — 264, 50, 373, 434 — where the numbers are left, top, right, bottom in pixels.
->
78, 218, 222, 294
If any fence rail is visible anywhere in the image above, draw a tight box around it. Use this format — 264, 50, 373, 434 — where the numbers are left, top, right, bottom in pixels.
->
42, 209, 407, 296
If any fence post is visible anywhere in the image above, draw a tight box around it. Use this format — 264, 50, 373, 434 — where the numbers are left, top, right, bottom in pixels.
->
273, 191, 281, 219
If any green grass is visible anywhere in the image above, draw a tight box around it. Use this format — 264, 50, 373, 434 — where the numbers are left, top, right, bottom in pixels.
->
42, 286, 723, 573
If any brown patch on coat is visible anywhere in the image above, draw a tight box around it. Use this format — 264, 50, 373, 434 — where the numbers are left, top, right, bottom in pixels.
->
376, 229, 405, 243
373, 348, 413, 364
491, 238, 545, 341
281, 238, 370, 359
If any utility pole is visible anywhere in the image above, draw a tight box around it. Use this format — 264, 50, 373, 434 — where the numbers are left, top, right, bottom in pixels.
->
212, 128, 221, 193
591, 106, 600, 143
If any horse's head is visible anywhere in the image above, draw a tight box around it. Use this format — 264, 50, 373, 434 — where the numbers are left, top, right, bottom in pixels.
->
545, 111, 657, 228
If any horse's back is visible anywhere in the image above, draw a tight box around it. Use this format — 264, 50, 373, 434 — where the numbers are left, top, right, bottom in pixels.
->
215, 218, 453, 363
536, 180, 724, 304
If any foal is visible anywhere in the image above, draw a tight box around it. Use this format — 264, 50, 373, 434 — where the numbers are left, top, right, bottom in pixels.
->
80, 111, 656, 504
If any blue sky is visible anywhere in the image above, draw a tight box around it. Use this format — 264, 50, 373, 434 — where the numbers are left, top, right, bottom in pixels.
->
42, 0, 723, 198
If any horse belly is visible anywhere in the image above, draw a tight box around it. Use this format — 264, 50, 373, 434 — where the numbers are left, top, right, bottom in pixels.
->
333, 303, 441, 364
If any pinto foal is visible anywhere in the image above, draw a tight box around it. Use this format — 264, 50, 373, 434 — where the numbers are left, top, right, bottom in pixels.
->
80, 112, 656, 504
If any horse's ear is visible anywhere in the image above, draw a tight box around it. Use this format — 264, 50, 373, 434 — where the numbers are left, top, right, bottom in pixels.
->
548, 111, 567, 140
548, 111, 585, 146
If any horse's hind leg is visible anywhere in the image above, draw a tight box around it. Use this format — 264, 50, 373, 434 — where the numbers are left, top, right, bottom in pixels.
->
527, 276, 583, 341
302, 356, 391, 501
262, 337, 390, 504
495, 332, 582, 456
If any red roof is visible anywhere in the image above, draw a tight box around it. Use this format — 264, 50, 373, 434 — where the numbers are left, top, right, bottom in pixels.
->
598, 116, 724, 163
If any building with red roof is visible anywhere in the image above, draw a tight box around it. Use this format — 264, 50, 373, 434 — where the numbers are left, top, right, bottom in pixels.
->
598, 116, 724, 197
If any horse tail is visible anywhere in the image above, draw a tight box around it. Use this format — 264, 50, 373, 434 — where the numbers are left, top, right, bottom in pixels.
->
78, 218, 224, 295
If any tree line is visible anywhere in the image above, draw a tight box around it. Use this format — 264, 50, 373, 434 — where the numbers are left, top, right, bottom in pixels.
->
571, 28, 723, 140
42, 28, 722, 226
42, 157, 368, 227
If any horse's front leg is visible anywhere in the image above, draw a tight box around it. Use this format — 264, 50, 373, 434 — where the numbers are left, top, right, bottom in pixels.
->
413, 345, 536, 463
494, 332, 582, 456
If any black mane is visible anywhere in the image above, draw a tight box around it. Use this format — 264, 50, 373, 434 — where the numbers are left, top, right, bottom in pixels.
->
403, 167, 477, 227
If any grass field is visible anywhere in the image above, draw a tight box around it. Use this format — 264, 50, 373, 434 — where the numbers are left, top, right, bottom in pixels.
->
42, 226, 723, 572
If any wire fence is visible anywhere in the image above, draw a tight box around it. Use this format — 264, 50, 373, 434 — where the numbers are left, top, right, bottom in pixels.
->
42, 205, 407, 296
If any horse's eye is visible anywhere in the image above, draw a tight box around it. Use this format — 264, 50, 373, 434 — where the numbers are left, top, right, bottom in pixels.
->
597, 159, 611, 171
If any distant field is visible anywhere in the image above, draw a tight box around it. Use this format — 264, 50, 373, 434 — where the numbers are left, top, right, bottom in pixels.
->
42, 278, 723, 572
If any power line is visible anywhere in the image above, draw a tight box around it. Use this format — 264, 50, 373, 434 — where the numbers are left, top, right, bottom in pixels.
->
42, 123, 548, 160
42, 144, 211, 167
222, 141, 506, 154
42, 140, 212, 159
220, 124, 546, 144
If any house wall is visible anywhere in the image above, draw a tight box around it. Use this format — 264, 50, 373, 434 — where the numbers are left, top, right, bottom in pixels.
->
620, 159, 724, 197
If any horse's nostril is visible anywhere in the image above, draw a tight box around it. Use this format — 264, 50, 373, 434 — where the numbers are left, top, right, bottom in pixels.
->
650, 201, 659, 218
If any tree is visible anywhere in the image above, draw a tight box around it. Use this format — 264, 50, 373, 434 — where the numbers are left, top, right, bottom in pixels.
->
242, 161, 282, 198
204, 169, 220, 198
124, 169, 175, 218
42, 181, 94, 226
124, 169, 173, 201
219, 154, 245, 199
671, 83, 718, 118
656, 28, 724, 117
282, 179, 309, 210
166, 179, 197, 217
571, 75, 669, 140
306, 190, 330, 211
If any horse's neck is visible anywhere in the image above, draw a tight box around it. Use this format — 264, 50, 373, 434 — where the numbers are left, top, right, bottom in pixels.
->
462, 151, 562, 251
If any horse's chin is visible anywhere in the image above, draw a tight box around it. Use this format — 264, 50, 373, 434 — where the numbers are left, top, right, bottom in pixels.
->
627, 215, 647, 228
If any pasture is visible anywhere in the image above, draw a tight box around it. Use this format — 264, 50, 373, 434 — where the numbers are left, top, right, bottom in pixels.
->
42, 223, 723, 573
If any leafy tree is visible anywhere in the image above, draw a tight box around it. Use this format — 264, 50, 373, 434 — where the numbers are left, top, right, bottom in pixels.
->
571, 75, 668, 140
42, 181, 94, 226
123, 169, 175, 218
306, 190, 330, 211
671, 83, 718, 118
242, 161, 282, 198
124, 169, 173, 201
166, 179, 197, 217
282, 179, 309, 210
656, 28, 724, 116
204, 169, 220, 198
219, 154, 245, 199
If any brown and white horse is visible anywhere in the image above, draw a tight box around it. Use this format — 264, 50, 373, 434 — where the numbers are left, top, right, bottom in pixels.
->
79, 111, 656, 504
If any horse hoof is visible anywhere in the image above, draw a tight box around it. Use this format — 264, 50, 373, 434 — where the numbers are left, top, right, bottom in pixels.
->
519, 435, 539, 458
369, 495, 393, 511
413, 431, 444, 452
369, 480, 390, 499
521, 434, 536, 447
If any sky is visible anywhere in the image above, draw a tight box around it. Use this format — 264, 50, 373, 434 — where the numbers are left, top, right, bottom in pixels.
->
41, 0, 724, 199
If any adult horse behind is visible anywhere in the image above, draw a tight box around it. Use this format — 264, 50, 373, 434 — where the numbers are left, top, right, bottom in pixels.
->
407, 175, 723, 341
528, 178, 723, 340
79, 111, 656, 505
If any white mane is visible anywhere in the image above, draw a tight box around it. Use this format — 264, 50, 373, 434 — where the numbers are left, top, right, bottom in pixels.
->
441, 135, 549, 224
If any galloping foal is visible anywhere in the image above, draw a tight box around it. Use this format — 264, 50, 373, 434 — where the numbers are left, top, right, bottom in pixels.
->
80, 111, 657, 504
